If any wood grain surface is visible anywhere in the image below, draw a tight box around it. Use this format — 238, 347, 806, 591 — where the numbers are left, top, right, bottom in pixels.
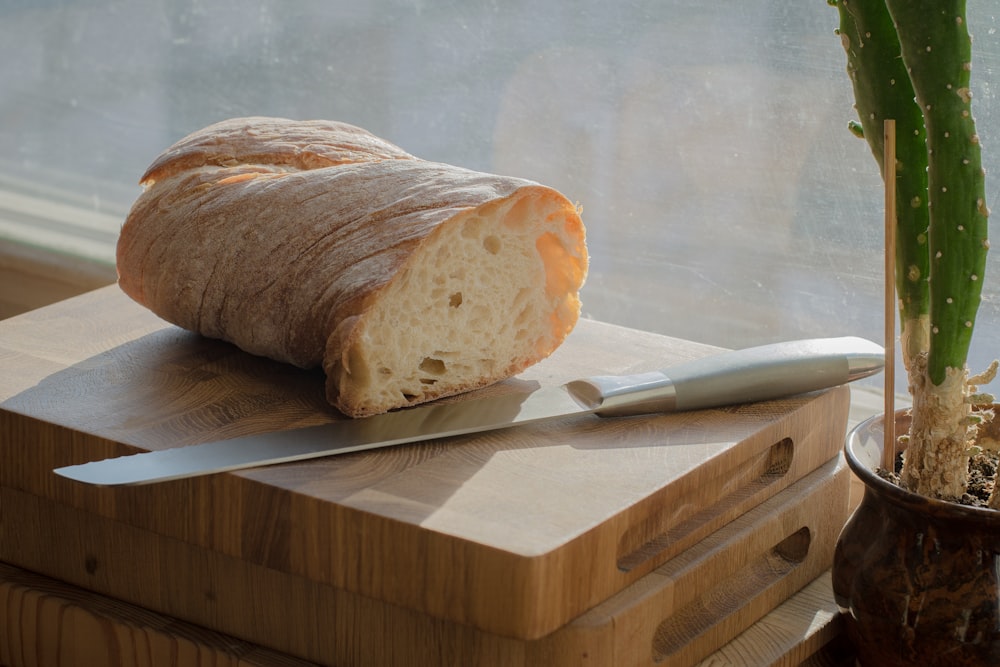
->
0, 563, 316, 667
0, 286, 850, 640
696, 573, 852, 667
1, 458, 850, 667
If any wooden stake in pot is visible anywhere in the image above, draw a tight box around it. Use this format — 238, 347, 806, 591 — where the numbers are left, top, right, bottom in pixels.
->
883, 119, 897, 472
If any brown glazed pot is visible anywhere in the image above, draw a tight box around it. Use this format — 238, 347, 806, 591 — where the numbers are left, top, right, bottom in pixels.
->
833, 409, 1000, 666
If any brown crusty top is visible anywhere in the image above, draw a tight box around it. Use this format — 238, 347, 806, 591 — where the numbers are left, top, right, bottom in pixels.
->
140, 117, 416, 186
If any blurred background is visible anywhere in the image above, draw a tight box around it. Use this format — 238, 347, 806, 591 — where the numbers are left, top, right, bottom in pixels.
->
2, 0, 998, 397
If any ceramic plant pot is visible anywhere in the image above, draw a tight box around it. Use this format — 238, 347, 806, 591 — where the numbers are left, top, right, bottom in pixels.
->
832, 409, 1000, 666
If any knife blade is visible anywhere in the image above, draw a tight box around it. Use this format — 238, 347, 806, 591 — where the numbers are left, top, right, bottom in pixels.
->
53, 336, 884, 486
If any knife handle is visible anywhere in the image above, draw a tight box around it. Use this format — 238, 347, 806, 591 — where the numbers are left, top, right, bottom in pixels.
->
565, 336, 884, 417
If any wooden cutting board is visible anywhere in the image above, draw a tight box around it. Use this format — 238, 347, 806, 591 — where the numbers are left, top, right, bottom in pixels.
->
0, 458, 850, 667
0, 286, 850, 640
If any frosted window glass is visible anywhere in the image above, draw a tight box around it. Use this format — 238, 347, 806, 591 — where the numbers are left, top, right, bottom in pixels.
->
1, 0, 998, 394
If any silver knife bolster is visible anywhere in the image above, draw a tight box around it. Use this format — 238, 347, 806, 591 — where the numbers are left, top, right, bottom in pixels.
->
565, 371, 676, 417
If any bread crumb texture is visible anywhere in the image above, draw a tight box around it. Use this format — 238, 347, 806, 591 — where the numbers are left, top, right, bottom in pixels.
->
117, 117, 587, 417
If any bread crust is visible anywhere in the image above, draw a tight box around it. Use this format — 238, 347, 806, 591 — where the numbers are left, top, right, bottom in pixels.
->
140, 117, 415, 185
118, 117, 587, 416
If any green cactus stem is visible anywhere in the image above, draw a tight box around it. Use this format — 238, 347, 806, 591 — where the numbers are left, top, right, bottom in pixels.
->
886, 0, 989, 386
833, 0, 930, 370
832, 0, 993, 500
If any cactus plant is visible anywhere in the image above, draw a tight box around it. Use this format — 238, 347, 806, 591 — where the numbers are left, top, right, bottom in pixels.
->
831, 0, 997, 502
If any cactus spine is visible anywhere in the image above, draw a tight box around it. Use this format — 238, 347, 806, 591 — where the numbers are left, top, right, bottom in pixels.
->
832, 0, 994, 500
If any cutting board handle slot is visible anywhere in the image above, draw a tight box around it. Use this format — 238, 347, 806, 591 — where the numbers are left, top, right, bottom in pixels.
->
616, 438, 794, 572
649, 525, 812, 663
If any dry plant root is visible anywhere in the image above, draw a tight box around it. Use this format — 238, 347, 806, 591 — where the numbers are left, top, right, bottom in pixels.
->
900, 357, 997, 501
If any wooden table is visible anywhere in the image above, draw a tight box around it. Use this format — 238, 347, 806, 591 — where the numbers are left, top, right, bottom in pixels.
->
1, 286, 854, 665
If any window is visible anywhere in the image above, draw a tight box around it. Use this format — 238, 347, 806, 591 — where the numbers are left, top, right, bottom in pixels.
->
2, 0, 998, 398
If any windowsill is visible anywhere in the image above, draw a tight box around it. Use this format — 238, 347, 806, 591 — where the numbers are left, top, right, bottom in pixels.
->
0, 178, 120, 318
0, 240, 116, 319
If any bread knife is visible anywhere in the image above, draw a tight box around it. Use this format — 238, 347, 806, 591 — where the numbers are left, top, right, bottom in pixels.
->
53, 336, 884, 486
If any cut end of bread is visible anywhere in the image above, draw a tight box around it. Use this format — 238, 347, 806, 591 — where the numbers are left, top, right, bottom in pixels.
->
328, 187, 586, 417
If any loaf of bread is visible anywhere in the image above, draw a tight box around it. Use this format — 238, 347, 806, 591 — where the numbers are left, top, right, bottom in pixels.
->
117, 117, 588, 417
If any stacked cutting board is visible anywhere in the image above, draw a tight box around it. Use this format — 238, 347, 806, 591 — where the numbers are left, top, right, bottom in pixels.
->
0, 286, 852, 666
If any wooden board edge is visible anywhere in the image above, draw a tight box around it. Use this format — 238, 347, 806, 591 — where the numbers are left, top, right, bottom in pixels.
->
0, 562, 318, 667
